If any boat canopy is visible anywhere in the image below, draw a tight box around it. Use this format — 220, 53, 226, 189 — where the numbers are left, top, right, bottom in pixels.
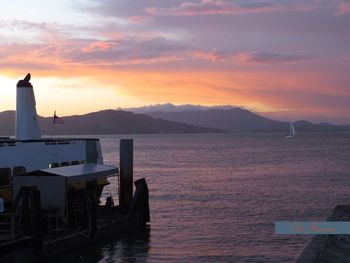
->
37, 164, 118, 183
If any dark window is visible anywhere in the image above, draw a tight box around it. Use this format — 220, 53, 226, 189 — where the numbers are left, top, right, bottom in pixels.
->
0, 168, 12, 186
13, 166, 26, 176
60, 162, 70, 167
49, 163, 60, 168
71, 161, 80, 165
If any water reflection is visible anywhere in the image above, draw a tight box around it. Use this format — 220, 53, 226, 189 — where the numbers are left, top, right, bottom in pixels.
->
46, 226, 151, 263
111, 226, 151, 263
50, 133, 350, 262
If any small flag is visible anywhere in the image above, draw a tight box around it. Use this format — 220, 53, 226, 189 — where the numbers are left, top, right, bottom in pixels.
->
53, 111, 64, 124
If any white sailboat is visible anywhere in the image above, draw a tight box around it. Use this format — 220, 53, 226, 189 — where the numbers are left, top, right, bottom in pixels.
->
286, 122, 296, 138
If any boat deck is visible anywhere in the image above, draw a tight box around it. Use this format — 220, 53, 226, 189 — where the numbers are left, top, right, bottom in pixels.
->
0, 138, 99, 144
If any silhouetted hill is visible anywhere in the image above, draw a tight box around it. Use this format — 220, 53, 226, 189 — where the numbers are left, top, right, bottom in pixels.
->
293, 120, 350, 132
0, 111, 16, 136
148, 109, 287, 132
147, 109, 350, 132
0, 110, 220, 136
2, 109, 350, 135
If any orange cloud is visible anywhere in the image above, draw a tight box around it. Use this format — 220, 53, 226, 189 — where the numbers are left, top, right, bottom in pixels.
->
1, 4, 349, 124
128, 15, 154, 24
1, 62, 349, 123
0, 34, 187, 73
86, 68, 349, 115
81, 41, 116, 53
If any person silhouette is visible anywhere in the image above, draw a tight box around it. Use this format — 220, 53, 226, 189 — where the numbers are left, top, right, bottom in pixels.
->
106, 195, 114, 208
0, 194, 4, 213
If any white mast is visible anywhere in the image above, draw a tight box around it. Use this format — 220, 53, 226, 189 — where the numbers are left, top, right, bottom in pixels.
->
286, 122, 296, 138
15, 73, 42, 140
291, 122, 296, 136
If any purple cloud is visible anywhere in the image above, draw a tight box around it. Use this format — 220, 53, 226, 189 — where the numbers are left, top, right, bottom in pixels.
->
236, 52, 317, 64
145, 0, 317, 16
188, 50, 317, 64
0, 35, 188, 69
71, 37, 186, 66
188, 49, 229, 62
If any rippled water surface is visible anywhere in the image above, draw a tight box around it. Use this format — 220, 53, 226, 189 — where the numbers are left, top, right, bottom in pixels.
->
58, 133, 350, 262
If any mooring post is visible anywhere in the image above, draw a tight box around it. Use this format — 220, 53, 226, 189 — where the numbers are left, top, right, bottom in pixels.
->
129, 178, 150, 224
119, 139, 133, 209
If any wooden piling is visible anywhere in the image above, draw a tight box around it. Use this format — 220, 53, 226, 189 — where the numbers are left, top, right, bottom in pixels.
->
119, 139, 133, 209
30, 189, 42, 250
129, 178, 150, 224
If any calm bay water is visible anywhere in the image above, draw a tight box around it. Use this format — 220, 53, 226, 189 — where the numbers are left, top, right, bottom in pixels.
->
57, 133, 350, 262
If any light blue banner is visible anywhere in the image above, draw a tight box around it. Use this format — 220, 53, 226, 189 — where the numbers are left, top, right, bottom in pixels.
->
275, 221, 350, 235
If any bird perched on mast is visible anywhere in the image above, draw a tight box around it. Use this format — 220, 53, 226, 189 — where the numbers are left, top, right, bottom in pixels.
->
17, 73, 32, 88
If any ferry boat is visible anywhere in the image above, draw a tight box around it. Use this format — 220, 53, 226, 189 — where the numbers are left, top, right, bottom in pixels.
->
0, 74, 149, 263
0, 73, 105, 206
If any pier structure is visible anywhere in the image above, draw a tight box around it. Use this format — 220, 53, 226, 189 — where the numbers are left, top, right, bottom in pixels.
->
0, 139, 150, 263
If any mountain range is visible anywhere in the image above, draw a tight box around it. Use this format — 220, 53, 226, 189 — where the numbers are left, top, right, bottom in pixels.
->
147, 108, 350, 132
1, 106, 350, 136
124, 103, 350, 132
0, 110, 219, 136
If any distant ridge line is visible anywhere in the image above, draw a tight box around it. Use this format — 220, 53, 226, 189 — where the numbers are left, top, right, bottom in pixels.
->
145, 108, 350, 133
0, 109, 221, 136
1, 108, 349, 136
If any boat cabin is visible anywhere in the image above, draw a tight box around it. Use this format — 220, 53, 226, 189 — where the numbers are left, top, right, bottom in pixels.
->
13, 164, 118, 216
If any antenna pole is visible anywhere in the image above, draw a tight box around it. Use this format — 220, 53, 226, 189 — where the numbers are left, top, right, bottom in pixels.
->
50, 111, 56, 140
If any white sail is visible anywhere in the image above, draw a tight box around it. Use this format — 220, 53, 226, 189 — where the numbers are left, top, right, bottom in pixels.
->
286, 122, 296, 138
291, 122, 296, 136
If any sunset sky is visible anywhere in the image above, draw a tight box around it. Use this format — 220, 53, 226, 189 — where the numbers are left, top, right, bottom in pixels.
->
0, 0, 349, 123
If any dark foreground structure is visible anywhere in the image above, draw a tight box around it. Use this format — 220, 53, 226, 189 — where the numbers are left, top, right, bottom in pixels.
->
0, 139, 150, 263
296, 205, 350, 263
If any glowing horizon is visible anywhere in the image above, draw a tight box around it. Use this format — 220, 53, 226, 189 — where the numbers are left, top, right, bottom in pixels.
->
1, 1, 349, 124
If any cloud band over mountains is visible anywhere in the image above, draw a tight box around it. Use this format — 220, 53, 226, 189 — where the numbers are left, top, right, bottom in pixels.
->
0, 0, 349, 123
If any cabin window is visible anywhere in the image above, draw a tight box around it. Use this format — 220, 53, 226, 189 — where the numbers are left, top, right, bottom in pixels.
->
80, 160, 86, 164
13, 166, 26, 176
71, 161, 80, 165
0, 168, 12, 186
49, 163, 60, 168
60, 162, 70, 167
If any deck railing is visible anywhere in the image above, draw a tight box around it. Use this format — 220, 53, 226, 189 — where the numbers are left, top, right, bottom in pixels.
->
0, 213, 21, 240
